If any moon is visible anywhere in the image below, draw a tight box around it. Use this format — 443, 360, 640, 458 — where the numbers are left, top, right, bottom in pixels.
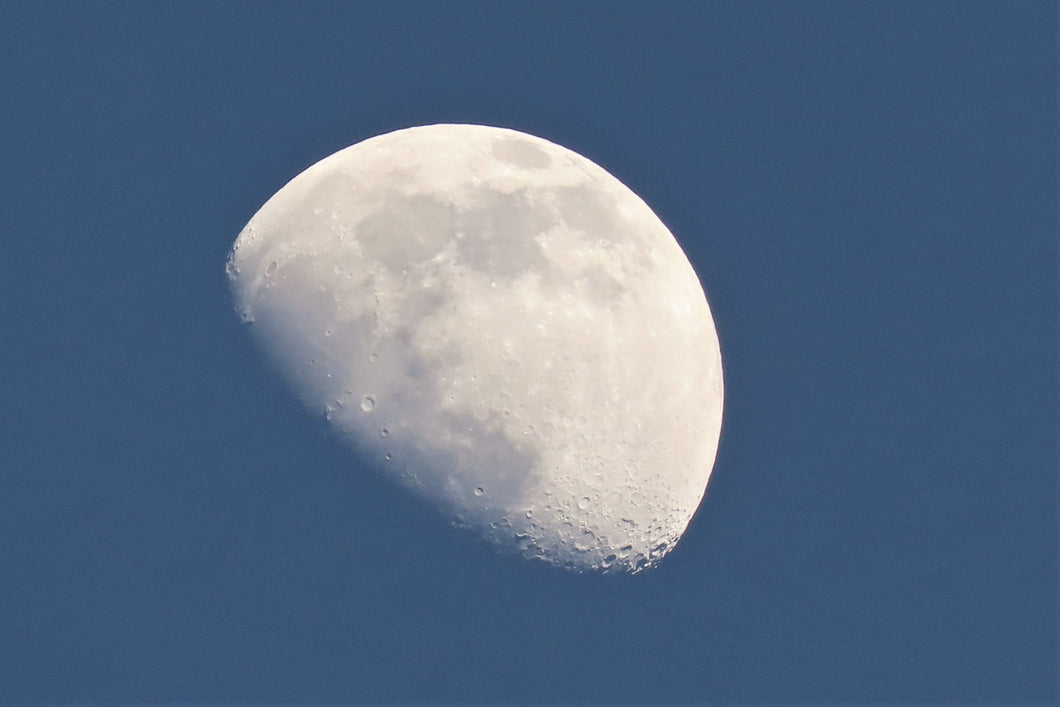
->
226, 124, 723, 573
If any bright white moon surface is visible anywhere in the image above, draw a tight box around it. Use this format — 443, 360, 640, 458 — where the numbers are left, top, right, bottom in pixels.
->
227, 124, 723, 573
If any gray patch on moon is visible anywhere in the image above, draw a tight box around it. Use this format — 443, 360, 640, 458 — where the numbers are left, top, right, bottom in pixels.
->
356, 193, 456, 271
336, 283, 540, 510
361, 350, 542, 511
491, 136, 552, 170
453, 188, 556, 279
354, 188, 559, 283
433, 408, 541, 509
384, 165, 421, 188
578, 264, 627, 305
554, 184, 627, 241
395, 281, 451, 331
348, 174, 640, 308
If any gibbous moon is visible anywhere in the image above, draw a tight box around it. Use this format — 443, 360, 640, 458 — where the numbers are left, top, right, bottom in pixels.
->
227, 124, 723, 573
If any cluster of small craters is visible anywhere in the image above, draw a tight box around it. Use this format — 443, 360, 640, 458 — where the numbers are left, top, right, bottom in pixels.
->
463, 490, 682, 574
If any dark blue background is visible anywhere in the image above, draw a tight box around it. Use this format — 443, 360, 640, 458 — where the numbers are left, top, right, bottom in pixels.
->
2, 1, 1055, 701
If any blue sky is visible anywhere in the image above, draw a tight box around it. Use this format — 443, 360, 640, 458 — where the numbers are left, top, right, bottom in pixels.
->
2, 1, 1055, 701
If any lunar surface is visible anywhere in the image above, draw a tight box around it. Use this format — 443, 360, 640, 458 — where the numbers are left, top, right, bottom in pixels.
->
227, 124, 723, 573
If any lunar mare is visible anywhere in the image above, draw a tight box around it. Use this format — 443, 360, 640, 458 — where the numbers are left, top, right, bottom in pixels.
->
227, 124, 723, 572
